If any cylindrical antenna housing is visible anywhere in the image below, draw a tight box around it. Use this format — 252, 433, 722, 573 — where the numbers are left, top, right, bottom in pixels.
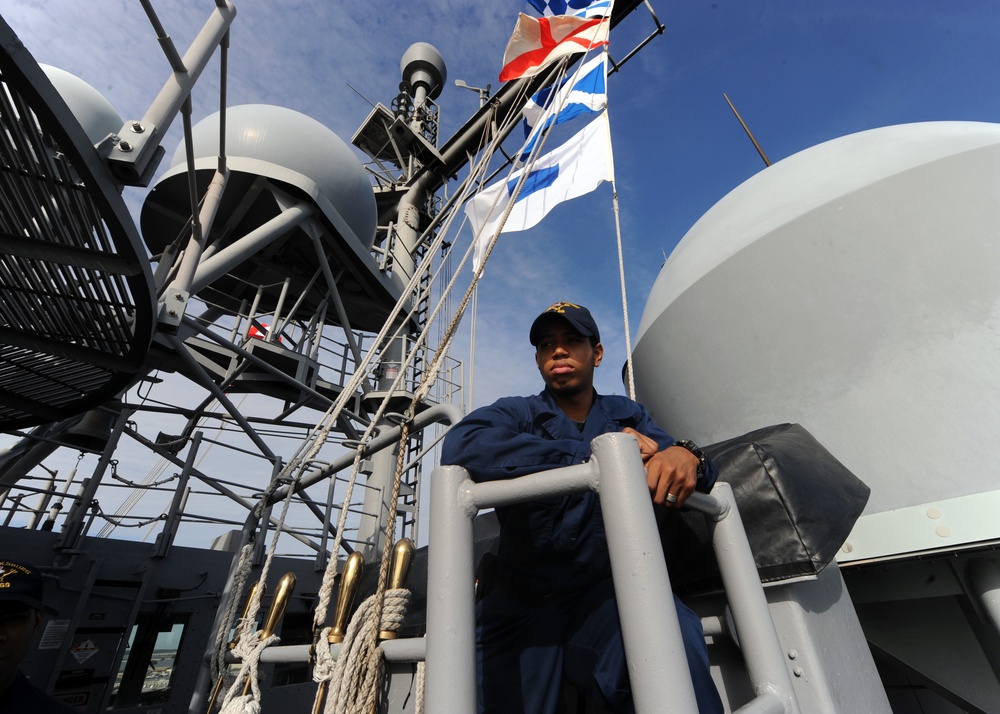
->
400, 42, 446, 102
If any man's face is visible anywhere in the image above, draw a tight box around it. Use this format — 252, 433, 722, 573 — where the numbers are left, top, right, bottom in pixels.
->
534, 320, 604, 396
0, 603, 41, 688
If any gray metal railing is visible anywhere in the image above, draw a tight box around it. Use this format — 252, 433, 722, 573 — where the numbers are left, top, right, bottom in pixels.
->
425, 431, 801, 714
194, 430, 802, 712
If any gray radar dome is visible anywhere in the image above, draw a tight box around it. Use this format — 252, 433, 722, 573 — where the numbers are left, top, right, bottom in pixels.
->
633, 121, 1000, 556
141, 104, 380, 324
40, 64, 123, 145
148, 104, 375, 250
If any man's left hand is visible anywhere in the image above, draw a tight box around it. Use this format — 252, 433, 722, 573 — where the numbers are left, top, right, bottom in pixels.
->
645, 446, 699, 507
621, 428, 697, 509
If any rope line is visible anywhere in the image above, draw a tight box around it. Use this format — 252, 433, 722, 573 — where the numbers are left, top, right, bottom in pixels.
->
307, 70, 549, 708
216, 470, 302, 712
306, 94, 523, 713
217, 633, 280, 714
210, 543, 255, 685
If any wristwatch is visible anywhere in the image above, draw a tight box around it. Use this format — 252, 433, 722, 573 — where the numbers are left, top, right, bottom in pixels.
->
673, 439, 706, 479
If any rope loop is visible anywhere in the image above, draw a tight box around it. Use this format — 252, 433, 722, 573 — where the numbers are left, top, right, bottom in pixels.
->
312, 626, 337, 683
321, 589, 411, 714
218, 633, 280, 714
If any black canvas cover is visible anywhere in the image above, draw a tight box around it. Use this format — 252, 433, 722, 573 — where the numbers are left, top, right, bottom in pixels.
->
702, 422, 870, 583
456, 423, 871, 607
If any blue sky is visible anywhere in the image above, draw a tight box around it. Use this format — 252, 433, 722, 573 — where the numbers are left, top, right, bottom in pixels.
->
6, 0, 999, 409
456, 1, 1000, 405
3, 1, 999, 544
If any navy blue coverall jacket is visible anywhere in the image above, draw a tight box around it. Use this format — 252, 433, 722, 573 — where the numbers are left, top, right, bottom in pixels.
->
441, 389, 724, 714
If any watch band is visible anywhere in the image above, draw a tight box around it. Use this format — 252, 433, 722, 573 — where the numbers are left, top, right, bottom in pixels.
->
673, 439, 706, 479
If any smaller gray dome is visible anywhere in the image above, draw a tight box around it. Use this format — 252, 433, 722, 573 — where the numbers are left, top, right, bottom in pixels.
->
166, 104, 376, 248
41, 64, 123, 145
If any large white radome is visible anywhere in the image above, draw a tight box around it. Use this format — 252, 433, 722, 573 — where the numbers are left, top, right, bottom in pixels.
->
634, 121, 1000, 519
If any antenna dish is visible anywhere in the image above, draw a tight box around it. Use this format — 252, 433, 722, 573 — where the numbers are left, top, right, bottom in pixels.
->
400, 42, 446, 100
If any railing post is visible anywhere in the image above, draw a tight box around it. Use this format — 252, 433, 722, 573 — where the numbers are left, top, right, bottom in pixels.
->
425, 465, 478, 713
708, 482, 801, 714
591, 433, 700, 713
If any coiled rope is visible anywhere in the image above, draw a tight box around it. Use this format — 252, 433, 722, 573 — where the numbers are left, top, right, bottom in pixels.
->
310, 588, 411, 714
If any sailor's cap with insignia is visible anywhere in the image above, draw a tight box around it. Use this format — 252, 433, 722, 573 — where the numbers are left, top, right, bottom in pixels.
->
0, 559, 45, 611
529, 301, 601, 346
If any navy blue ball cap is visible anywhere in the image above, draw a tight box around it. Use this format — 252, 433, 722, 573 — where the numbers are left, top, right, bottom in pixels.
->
529, 302, 601, 346
0, 559, 44, 611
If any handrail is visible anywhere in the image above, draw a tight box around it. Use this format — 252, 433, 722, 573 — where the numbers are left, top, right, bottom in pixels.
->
425, 431, 802, 714
208, 431, 802, 713
267, 402, 465, 503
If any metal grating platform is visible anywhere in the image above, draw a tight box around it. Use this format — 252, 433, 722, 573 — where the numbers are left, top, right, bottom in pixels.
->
0, 17, 155, 429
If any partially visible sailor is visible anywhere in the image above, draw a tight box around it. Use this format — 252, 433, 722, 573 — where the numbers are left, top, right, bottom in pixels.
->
0, 559, 76, 714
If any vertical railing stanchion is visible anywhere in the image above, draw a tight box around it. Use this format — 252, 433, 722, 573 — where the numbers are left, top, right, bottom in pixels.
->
705, 483, 801, 714
591, 433, 700, 713
425, 465, 478, 713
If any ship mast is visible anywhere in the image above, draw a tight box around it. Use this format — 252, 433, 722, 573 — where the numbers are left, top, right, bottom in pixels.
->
352, 43, 447, 558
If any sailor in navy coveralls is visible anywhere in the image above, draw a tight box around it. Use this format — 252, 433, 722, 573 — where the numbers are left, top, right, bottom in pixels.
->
441, 302, 724, 714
